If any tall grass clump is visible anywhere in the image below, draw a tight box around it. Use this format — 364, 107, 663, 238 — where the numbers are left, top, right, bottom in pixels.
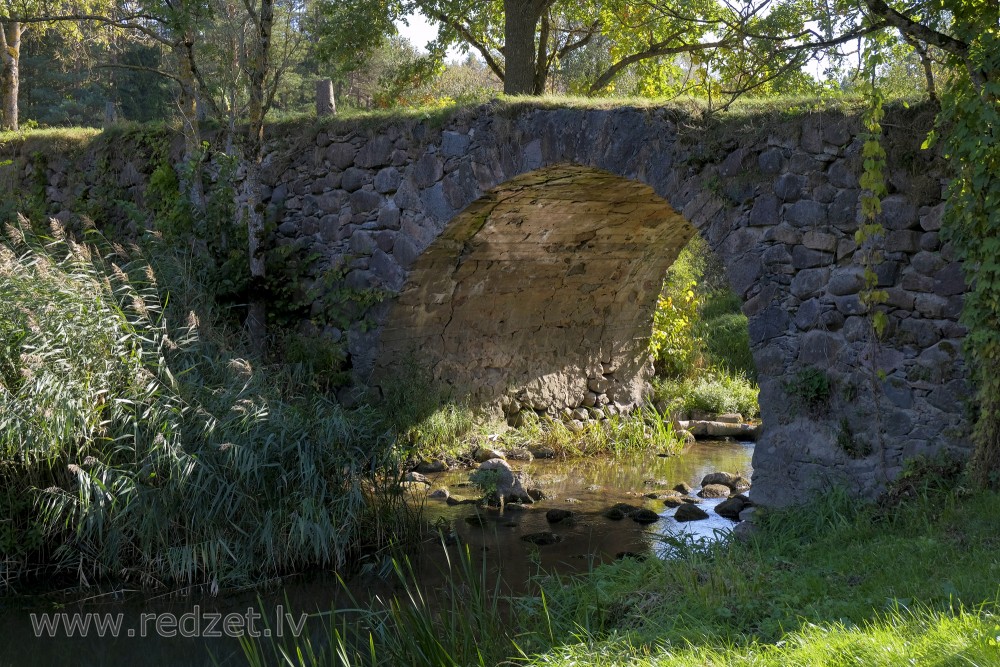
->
241, 544, 531, 667
653, 371, 759, 419
0, 217, 412, 591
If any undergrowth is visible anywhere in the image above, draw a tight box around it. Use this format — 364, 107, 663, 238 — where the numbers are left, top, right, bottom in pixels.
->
0, 217, 416, 592
653, 371, 760, 419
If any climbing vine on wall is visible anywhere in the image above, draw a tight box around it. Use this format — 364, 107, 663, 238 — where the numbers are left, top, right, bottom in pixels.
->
934, 31, 1000, 485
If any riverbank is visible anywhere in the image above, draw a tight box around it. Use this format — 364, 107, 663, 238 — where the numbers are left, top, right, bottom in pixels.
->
244, 458, 1000, 666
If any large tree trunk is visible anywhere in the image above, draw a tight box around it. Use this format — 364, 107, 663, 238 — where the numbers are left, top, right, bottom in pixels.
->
0, 22, 23, 131
503, 0, 547, 95
242, 0, 275, 355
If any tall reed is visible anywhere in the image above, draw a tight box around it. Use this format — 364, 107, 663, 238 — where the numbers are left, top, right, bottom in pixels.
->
0, 217, 413, 591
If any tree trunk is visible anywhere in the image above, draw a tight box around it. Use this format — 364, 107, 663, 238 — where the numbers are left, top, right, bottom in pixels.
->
533, 12, 549, 95
243, 0, 275, 356
0, 22, 22, 131
174, 41, 207, 216
503, 0, 545, 95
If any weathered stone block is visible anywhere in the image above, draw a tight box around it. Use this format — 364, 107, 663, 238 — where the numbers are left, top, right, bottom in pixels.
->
441, 130, 471, 157
327, 143, 357, 169
350, 189, 382, 214
758, 148, 785, 174
374, 167, 401, 193
748, 307, 790, 346
797, 330, 843, 365
412, 152, 443, 188
885, 230, 921, 253
785, 199, 828, 227
834, 295, 866, 315
774, 173, 806, 201
828, 266, 865, 296
934, 263, 966, 296
803, 230, 838, 252
355, 136, 394, 169
920, 203, 944, 232
829, 189, 859, 228
791, 245, 832, 269
341, 167, 369, 192
827, 159, 857, 189
881, 194, 919, 230
377, 204, 401, 229
790, 268, 830, 298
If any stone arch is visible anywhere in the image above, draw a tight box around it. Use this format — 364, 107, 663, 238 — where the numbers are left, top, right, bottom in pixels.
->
359, 105, 970, 507
375, 164, 696, 411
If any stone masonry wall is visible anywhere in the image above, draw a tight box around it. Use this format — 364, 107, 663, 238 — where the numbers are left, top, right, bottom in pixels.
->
0, 102, 972, 507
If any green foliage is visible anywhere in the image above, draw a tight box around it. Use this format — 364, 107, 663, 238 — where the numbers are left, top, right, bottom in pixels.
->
651, 237, 753, 381
649, 237, 708, 377
837, 417, 872, 459
784, 367, 831, 413
700, 311, 754, 380
653, 370, 759, 419
0, 220, 414, 590
648, 237, 757, 418
935, 30, 1000, 486
242, 546, 521, 667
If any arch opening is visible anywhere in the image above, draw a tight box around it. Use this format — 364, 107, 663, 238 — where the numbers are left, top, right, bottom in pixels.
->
375, 164, 697, 414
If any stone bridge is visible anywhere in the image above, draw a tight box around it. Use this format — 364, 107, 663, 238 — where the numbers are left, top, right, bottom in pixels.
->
5, 101, 972, 506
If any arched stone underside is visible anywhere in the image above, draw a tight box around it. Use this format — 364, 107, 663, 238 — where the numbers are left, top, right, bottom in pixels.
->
8, 103, 973, 507
376, 164, 695, 410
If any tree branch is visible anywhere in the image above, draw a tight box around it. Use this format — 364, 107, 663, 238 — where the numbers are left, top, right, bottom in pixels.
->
94, 62, 182, 84
589, 38, 731, 94
861, 0, 968, 58
417, 4, 505, 81
555, 20, 599, 60
4, 13, 175, 46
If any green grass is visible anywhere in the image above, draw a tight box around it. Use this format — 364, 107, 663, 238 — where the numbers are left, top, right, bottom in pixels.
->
654, 370, 759, 419
394, 398, 685, 462
240, 481, 1000, 667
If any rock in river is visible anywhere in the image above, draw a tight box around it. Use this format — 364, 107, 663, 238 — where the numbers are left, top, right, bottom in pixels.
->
546, 509, 574, 523
698, 483, 732, 499
715, 495, 751, 520
603, 503, 641, 520
414, 459, 448, 473
521, 531, 562, 546
630, 508, 661, 524
674, 504, 710, 522
701, 471, 751, 492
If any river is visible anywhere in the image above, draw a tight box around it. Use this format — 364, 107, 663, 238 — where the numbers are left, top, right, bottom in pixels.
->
0, 440, 753, 666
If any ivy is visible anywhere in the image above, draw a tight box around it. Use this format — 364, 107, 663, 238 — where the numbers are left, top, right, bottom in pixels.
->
935, 30, 1000, 485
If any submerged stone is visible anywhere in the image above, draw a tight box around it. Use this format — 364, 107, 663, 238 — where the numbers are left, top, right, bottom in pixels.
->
521, 531, 562, 546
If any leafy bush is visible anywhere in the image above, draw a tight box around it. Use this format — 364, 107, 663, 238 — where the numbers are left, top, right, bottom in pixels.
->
699, 311, 755, 380
649, 239, 706, 378
785, 366, 832, 413
654, 369, 760, 418
650, 237, 755, 382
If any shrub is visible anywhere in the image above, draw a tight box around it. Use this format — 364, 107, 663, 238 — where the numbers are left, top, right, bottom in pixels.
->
699, 311, 755, 380
653, 369, 760, 419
